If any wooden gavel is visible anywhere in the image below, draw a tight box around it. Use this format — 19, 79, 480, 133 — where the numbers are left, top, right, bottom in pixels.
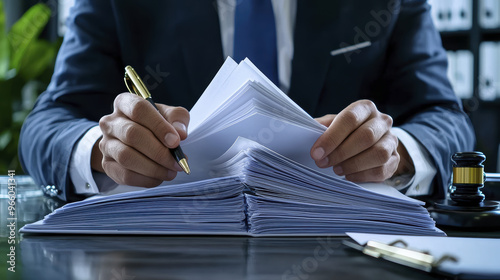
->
450, 152, 500, 206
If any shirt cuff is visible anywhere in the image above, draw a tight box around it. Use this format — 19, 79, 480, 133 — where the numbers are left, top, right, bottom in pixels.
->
69, 126, 118, 195
387, 127, 437, 196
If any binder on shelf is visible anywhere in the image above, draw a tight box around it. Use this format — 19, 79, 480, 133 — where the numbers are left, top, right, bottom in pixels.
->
428, 0, 447, 31
479, 0, 500, 29
345, 233, 500, 279
430, 0, 471, 31
454, 0, 472, 30
455, 50, 474, 99
447, 50, 473, 99
479, 41, 498, 101
442, 0, 453, 31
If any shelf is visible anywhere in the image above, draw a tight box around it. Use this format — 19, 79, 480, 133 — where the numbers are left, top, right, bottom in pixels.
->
436, 0, 499, 172
481, 32, 500, 41
439, 30, 471, 37
439, 34, 471, 50
480, 28, 500, 34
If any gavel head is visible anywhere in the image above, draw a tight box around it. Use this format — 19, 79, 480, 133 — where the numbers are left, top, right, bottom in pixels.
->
450, 152, 486, 205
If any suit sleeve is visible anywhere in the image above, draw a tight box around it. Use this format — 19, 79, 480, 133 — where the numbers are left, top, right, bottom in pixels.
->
380, 0, 475, 198
18, 0, 124, 201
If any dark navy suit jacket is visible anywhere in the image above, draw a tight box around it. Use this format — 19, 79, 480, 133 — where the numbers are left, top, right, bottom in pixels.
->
19, 0, 475, 201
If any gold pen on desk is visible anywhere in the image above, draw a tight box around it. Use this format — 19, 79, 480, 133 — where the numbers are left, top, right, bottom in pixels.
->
124, 65, 191, 175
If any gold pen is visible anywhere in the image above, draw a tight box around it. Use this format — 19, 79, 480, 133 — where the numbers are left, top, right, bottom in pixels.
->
124, 65, 191, 175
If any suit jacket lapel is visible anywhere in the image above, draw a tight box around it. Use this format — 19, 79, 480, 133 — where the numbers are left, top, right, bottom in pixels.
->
176, 0, 225, 102
288, 1, 340, 116
288, 0, 386, 116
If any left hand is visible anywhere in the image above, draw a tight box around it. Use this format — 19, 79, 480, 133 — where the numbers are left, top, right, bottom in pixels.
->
311, 100, 414, 182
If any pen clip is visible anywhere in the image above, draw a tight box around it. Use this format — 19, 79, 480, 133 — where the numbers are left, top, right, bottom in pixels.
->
124, 65, 152, 99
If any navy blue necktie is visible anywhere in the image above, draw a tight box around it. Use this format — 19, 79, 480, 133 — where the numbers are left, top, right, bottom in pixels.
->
233, 0, 279, 86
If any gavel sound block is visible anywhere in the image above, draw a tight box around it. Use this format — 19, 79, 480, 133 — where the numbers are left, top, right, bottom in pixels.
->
428, 152, 500, 229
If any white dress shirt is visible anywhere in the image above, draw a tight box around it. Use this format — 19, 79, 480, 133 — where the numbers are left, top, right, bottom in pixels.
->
70, 0, 436, 196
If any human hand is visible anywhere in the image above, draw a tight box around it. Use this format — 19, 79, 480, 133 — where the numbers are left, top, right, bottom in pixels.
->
92, 92, 190, 187
310, 100, 414, 182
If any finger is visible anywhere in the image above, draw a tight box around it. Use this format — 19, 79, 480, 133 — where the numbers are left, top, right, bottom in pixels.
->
344, 150, 400, 183
327, 113, 393, 167
311, 100, 378, 162
100, 116, 182, 171
102, 156, 175, 187
157, 105, 190, 140
100, 137, 178, 182
332, 132, 399, 176
314, 114, 336, 127
114, 93, 181, 148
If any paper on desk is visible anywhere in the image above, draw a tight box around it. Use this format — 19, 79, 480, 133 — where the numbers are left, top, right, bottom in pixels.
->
347, 232, 500, 278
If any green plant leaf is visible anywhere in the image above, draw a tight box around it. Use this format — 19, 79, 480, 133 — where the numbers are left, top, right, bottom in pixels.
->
18, 39, 57, 81
0, 0, 10, 79
7, 3, 51, 71
0, 129, 12, 151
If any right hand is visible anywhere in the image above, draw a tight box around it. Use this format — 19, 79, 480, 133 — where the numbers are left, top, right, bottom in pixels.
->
92, 92, 190, 187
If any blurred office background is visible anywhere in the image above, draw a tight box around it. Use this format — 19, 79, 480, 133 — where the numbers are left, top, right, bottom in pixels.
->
0, 0, 72, 173
428, 0, 500, 173
1, 0, 499, 173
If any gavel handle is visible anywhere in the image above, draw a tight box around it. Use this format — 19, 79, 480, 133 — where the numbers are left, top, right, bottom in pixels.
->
485, 173, 500, 183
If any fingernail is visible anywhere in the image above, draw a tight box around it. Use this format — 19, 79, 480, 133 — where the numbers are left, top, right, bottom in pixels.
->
173, 122, 187, 134
312, 147, 325, 161
317, 157, 329, 167
334, 166, 344, 176
165, 133, 178, 147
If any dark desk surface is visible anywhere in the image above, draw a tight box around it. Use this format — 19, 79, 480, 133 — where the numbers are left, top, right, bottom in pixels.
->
1, 177, 499, 280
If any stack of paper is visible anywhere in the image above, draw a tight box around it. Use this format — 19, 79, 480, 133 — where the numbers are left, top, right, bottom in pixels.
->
23, 177, 246, 234
22, 138, 443, 236
213, 138, 442, 236
21, 58, 443, 236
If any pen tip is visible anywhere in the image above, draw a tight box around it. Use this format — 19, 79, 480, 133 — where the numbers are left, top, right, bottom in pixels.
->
178, 159, 191, 175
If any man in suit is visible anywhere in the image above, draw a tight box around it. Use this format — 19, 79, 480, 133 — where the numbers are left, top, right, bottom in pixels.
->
19, 0, 474, 201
